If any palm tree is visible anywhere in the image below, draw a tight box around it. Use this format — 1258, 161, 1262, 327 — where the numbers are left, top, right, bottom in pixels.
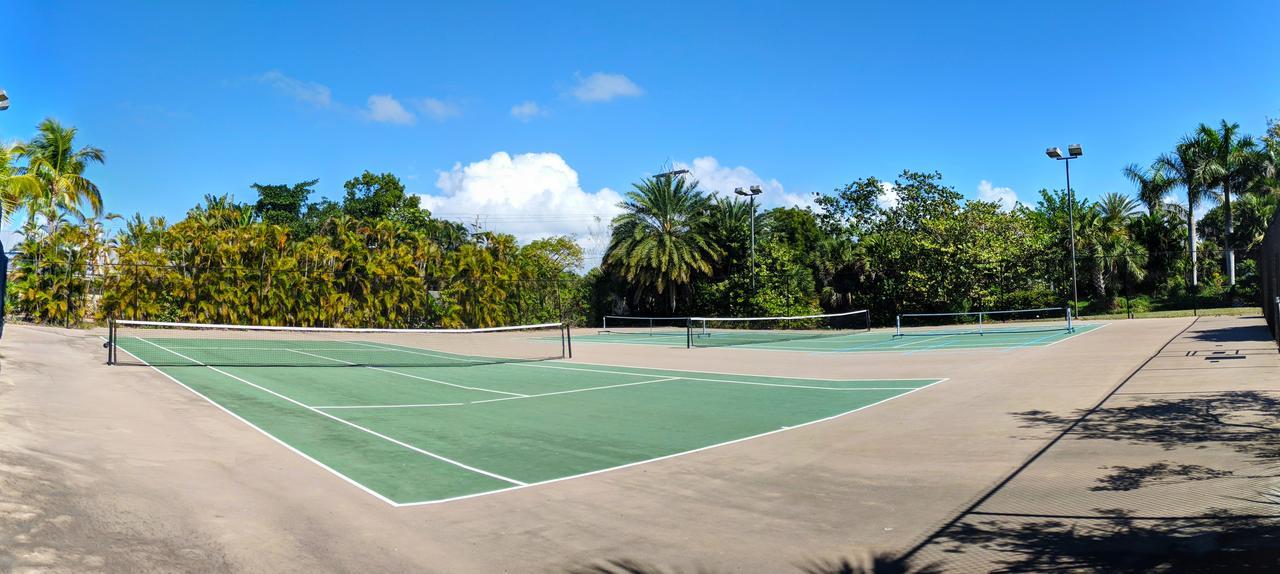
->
1196, 120, 1258, 285
1083, 193, 1147, 306
604, 175, 722, 312
1156, 134, 1211, 286
1122, 161, 1176, 215
0, 142, 43, 224
12, 118, 105, 227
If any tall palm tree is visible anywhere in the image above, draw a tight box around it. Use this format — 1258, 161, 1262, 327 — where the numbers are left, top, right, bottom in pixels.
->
604, 175, 722, 312
1083, 193, 1147, 305
1122, 161, 1176, 215
1096, 192, 1143, 225
703, 195, 754, 275
12, 118, 105, 227
1156, 133, 1211, 286
0, 142, 42, 223
1196, 120, 1258, 285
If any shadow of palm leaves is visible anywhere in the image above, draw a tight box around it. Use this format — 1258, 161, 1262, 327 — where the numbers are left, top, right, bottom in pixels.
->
569, 553, 941, 574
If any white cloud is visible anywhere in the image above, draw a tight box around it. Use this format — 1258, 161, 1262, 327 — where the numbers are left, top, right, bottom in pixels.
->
976, 180, 1018, 211
419, 152, 624, 267
363, 94, 416, 125
673, 156, 812, 209
510, 101, 545, 121
876, 182, 899, 209
570, 72, 644, 102
415, 97, 460, 121
257, 70, 332, 108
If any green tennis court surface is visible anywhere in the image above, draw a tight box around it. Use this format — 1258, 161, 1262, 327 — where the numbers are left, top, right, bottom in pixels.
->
115, 337, 944, 506
576, 323, 1104, 352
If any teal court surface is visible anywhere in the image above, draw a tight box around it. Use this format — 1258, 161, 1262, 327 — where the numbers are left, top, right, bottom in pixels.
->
576, 322, 1106, 353
111, 334, 945, 506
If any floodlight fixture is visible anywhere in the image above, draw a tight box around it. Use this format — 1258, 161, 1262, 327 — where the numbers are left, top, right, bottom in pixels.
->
1045, 142, 1085, 317
748, 185, 763, 195
734, 187, 748, 196
0, 90, 8, 111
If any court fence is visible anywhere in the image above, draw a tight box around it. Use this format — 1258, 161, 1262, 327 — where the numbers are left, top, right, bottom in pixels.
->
1260, 209, 1280, 346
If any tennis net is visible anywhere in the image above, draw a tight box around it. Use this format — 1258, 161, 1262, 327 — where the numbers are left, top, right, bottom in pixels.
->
894, 307, 1072, 337
687, 310, 870, 348
599, 315, 690, 337
107, 320, 570, 367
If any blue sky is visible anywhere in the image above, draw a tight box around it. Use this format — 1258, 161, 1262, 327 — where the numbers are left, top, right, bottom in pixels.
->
3, 1, 1279, 259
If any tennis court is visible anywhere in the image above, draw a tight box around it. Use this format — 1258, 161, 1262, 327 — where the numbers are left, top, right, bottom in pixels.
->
583, 308, 1104, 353
108, 321, 945, 506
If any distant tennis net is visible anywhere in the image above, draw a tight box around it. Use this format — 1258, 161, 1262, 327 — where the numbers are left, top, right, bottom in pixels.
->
108, 320, 570, 367
599, 315, 690, 337
893, 307, 1072, 337
687, 310, 870, 348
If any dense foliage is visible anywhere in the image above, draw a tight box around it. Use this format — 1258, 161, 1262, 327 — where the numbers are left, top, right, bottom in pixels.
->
3, 115, 1279, 329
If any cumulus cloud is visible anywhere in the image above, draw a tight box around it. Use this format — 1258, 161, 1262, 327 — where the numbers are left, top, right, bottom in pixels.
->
570, 72, 643, 102
257, 70, 332, 108
976, 180, 1018, 211
510, 101, 545, 121
876, 182, 899, 209
419, 152, 623, 266
363, 94, 416, 125
674, 156, 811, 209
415, 97, 460, 121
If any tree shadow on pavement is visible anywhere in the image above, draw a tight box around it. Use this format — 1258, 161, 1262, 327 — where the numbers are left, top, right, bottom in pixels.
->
935, 506, 1280, 572
1014, 390, 1280, 463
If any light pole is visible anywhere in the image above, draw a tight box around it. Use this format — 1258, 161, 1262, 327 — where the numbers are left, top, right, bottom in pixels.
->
1046, 144, 1083, 317
734, 185, 763, 293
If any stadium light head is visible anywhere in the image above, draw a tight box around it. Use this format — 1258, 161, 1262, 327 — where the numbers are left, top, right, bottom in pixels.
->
0, 90, 8, 111
1045, 147, 1063, 159
748, 185, 763, 195
734, 187, 748, 196
1068, 144, 1083, 158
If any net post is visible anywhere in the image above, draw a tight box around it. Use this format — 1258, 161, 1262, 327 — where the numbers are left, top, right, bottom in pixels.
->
864, 310, 871, 332
107, 318, 116, 365
565, 322, 573, 359
894, 314, 901, 337
685, 317, 692, 349
1066, 306, 1073, 332
978, 312, 984, 336
602, 316, 608, 330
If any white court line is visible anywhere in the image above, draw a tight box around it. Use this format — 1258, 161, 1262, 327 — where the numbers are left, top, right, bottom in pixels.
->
160, 346, 405, 352
1044, 322, 1108, 346
1003, 329, 1072, 351
516, 363, 925, 391
133, 338, 527, 487
529, 358, 944, 383
106, 339, 402, 507
316, 377, 680, 409
317, 402, 466, 409
393, 377, 952, 507
469, 377, 680, 405
313, 372, 930, 410
114, 337, 950, 508
286, 348, 526, 398
350, 342, 944, 384
344, 340, 489, 364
